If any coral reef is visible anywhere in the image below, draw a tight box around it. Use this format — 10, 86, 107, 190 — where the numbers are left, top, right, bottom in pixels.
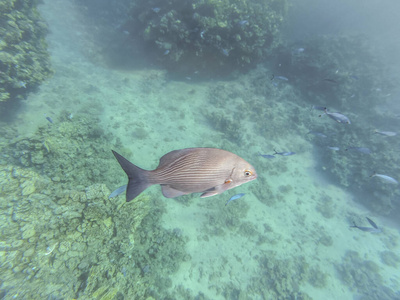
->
271, 35, 397, 113
335, 250, 398, 299
267, 35, 400, 216
380, 251, 400, 268
250, 251, 312, 299
0, 0, 52, 105
0, 111, 188, 299
125, 0, 288, 76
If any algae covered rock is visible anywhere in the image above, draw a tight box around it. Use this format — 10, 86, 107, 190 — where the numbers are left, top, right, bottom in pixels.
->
0, 0, 52, 104
126, 0, 288, 76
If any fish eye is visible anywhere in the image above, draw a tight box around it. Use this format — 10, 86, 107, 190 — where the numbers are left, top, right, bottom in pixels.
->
244, 170, 252, 176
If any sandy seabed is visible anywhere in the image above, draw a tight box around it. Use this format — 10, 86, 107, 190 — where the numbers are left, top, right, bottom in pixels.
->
2, 0, 399, 299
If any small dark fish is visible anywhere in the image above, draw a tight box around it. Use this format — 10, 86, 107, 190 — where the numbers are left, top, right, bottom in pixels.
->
112, 148, 257, 202
307, 131, 327, 138
275, 76, 289, 81
225, 193, 245, 206
323, 78, 339, 84
238, 20, 249, 26
366, 217, 379, 229
350, 75, 359, 80
163, 49, 170, 55
109, 185, 127, 199
350, 217, 381, 233
152, 7, 160, 13
46, 116, 53, 124
311, 105, 327, 111
346, 147, 371, 154
273, 149, 296, 156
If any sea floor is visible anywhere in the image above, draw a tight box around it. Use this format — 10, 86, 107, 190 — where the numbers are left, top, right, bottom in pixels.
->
1, 0, 399, 299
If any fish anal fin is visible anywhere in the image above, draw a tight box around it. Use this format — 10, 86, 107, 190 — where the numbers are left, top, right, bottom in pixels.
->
161, 185, 189, 198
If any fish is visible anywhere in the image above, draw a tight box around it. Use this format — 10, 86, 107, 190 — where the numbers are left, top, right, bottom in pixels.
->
275, 76, 289, 81
307, 131, 327, 138
366, 217, 379, 229
327, 146, 340, 151
238, 20, 249, 26
258, 152, 275, 159
112, 148, 258, 202
221, 48, 230, 56
323, 78, 338, 84
46, 116, 53, 124
322, 109, 351, 124
273, 149, 296, 156
293, 47, 305, 54
225, 193, 245, 206
350, 217, 381, 233
311, 105, 327, 111
370, 172, 398, 185
108, 185, 127, 199
152, 7, 160, 13
346, 147, 371, 154
374, 130, 397, 137
17, 81, 27, 88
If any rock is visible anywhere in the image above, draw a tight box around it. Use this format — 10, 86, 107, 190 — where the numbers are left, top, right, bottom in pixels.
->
30, 151, 45, 164
52, 176, 60, 182
11, 240, 24, 248
23, 247, 35, 257
20, 180, 36, 196
22, 228, 36, 239
103, 217, 112, 228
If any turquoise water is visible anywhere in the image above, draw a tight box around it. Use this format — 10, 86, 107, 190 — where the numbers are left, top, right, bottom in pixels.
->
1, 0, 400, 299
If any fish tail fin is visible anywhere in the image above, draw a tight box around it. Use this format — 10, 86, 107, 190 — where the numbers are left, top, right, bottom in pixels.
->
112, 150, 151, 202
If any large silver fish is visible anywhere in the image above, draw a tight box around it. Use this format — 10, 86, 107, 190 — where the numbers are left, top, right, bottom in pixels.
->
112, 148, 257, 202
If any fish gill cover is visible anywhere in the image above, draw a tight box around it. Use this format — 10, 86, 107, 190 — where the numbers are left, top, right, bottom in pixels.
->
0, 0, 52, 106
125, 0, 288, 77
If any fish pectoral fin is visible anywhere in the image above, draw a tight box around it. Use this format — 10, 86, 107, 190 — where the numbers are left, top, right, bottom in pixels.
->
200, 188, 220, 198
161, 185, 189, 198
200, 182, 230, 198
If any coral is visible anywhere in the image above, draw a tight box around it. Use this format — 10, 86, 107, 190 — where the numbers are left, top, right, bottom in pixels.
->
205, 111, 242, 144
308, 266, 328, 288
335, 250, 398, 299
0, 111, 188, 299
125, 0, 288, 76
251, 252, 312, 299
380, 251, 400, 268
0, 0, 52, 105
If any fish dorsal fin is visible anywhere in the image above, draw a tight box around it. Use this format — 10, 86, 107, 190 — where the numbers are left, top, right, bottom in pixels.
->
157, 148, 196, 168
